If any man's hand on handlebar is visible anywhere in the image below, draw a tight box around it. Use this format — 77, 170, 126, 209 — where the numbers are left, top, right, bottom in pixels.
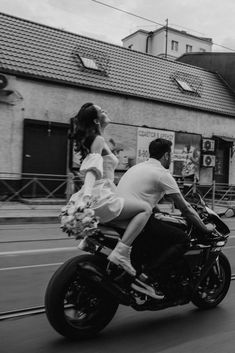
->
205, 223, 216, 233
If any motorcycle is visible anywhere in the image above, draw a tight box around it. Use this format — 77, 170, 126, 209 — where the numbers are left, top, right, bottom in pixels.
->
45, 193, 231, 339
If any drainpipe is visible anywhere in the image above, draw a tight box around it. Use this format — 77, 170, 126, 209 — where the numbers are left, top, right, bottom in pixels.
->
146, 31, 153, 54
165, 19, 168, 59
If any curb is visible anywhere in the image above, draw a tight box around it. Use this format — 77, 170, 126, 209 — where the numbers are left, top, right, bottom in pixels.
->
0, 216, 59, 225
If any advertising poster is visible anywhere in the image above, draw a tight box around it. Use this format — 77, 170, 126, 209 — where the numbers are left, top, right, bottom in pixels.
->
173, 132, 201, 181
104, 123, 138, 170
136, 127, 175, 171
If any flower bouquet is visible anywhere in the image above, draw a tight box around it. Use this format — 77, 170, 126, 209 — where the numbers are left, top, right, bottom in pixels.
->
60, 198, 100, 239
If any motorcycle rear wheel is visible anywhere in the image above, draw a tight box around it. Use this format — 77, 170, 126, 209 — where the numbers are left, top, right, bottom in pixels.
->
191, 253, 231, 309
45, 254, 119, 339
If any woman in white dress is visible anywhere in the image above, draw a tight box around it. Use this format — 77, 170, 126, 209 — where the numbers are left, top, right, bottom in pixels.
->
67, 103, 151, 276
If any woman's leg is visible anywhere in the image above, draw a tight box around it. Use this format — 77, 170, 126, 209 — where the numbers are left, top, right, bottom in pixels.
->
108, 200, 152, 275
115, 199, 152, 245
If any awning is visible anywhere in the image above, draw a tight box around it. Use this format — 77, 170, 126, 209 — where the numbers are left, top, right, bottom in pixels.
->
213, 135, 235, 143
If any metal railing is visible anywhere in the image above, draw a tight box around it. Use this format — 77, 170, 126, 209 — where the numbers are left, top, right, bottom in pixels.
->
183, 181, 235, 210
0, 172, 82, 202
1, 172, 235, 210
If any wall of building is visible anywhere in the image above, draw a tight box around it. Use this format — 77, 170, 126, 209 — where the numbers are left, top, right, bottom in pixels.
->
150, 30, 166, 57
123, 29, 212, 59
1, 73, 235, 183
122, 31, 148, 53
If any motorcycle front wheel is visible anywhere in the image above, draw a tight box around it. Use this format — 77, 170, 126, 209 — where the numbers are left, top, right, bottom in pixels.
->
45, 254, 119, 339
191, 252, 231, 309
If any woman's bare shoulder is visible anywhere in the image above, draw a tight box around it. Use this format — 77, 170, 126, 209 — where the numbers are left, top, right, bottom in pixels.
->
90, 135, 105, 153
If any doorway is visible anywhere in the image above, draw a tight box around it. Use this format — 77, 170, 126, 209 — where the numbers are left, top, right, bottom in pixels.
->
214, 137, 231, 184
22, 119, 69, 197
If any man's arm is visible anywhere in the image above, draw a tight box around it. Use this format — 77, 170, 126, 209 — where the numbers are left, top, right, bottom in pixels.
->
169, 192, 213, 234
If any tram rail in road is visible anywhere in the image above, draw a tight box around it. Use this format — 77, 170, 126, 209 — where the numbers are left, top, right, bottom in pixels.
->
0, 275, 234, 322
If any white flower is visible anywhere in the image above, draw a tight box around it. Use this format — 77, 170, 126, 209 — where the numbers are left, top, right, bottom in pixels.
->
82, 216, 92, 224
67, 206, 76, 215
84, 208, 95, 216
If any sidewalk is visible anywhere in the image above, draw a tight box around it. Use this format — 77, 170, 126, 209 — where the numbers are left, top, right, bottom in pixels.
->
0, 200, 234, 225
0, 201, 64, 224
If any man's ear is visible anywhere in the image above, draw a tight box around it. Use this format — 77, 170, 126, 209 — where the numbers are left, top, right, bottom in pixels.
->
94, 118, 100, 125
164, 152, 170, 160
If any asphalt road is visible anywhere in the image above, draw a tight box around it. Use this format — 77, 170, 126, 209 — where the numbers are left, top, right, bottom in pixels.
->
0, 283, 235, 353
0, 221, 235, 353
0, 222, 235, 312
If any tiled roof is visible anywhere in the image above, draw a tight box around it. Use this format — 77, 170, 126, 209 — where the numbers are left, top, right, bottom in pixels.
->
1, 12, 235, 117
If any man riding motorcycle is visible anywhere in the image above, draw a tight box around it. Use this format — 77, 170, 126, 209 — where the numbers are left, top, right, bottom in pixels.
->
117, 138, 214, 283
46, 138, 231, 340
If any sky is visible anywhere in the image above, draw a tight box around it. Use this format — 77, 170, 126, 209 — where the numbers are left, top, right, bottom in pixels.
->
0, 0, 235, 52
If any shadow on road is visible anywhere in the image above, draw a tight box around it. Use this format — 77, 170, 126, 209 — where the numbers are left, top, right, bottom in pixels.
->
46, 302, 234, 353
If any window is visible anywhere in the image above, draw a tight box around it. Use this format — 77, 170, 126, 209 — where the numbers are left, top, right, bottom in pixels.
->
74, 45, 109, 76
174, 78, 195, 93
128, 44, 133, 49
186, 44, 192, 53
171, 71, 202, 96
199, 48, 206, 52
171, 40, 179, 51
79, 56, 99, 70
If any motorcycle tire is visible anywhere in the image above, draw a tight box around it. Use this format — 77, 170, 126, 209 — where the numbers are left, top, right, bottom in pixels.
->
45, 254, 119, 339
191, 252, 231, 309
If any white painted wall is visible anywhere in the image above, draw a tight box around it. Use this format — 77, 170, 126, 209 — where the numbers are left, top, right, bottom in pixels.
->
123, 28, 212, 59
122, 31, 148, 53
1, 73, 235, 184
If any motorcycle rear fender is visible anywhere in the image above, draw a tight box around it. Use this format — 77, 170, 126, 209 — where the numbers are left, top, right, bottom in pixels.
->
76, 261, 131, 306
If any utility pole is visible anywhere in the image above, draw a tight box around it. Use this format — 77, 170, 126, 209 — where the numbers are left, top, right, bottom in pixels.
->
165, 18, 168, 59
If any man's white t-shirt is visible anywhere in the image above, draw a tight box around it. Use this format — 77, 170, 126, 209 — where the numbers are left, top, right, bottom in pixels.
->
117, 158, 180, 209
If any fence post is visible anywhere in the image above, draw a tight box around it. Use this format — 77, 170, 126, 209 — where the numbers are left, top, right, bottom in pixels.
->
32, 178, 37, 198
212, 180, 216, 210
66, 173, 75, 202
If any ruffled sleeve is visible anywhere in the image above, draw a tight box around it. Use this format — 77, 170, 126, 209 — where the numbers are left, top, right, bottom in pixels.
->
80, 153, 103, 179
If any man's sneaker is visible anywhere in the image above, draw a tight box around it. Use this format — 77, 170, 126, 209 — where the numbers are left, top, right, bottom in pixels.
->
131, 275, 165, 300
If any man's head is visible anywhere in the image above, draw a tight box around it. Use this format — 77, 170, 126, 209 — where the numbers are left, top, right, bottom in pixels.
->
149, 138, 172, 169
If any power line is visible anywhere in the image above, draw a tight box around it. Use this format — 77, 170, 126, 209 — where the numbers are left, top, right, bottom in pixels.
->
91, 0, 235, 52
212, 42, 235, 52
91, 0, 164, 27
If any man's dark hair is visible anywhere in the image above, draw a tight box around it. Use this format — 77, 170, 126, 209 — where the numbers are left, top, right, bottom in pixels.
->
149, 138, 172, 159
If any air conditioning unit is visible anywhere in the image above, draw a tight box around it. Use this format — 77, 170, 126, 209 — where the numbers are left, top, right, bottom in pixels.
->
202, 138, 215, 152
0, 74, 7, 89
202, 154, 216, 167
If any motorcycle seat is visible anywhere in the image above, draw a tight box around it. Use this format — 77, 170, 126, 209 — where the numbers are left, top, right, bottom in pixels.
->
98, 225, 120, 237
99, 221, 127, 237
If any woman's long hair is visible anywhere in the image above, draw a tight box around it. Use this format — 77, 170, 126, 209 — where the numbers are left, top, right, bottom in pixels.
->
73, 103, 101, 159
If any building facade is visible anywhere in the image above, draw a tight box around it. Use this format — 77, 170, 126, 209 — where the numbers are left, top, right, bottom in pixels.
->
1, 12, 235, 199
122, 26, 212, 60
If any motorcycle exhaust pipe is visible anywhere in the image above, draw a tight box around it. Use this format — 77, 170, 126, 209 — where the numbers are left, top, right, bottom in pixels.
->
76, 263, 131, 306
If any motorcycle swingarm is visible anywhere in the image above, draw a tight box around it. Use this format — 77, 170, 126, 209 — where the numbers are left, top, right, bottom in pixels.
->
76, 262, 131, 306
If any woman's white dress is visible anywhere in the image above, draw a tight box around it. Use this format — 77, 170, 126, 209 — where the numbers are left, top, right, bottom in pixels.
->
69, 153, 124, 223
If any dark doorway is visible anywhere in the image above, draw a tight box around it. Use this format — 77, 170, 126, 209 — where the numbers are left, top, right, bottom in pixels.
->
22, 119, 69, 197
214, 137, 231, 184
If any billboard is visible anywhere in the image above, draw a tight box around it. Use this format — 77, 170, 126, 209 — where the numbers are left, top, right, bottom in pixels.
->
173, 132, 201, 181
136, 127, 175, 164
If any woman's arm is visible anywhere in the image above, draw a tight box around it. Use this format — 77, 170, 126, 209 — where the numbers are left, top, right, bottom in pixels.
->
82, 136, 105, 199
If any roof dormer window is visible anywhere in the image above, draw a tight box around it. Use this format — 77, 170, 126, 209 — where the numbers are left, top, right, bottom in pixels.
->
74, 46, 109, 76
79, 56, 100, 70
175, 78, 195, 92
171, 71, 202, 96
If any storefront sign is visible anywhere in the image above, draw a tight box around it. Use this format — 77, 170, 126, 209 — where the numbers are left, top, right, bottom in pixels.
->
136, 127, 175, 164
